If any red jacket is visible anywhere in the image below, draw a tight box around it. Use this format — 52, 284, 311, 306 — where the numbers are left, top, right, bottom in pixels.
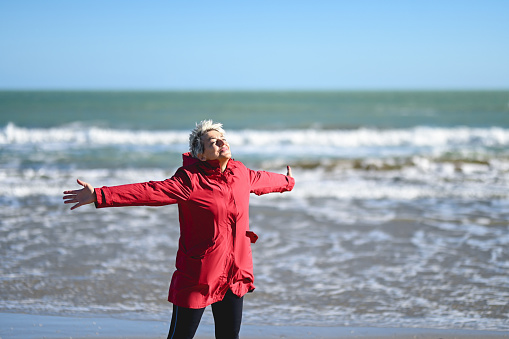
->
95, 153, 295, 308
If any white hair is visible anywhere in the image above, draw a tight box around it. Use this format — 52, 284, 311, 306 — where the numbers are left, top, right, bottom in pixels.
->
189, 120, 226, 158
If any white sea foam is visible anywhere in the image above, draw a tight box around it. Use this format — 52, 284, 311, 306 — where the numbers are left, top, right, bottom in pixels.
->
5, 124, 509, 201
0, 122, 189, 145
2, 162, 508, 201
2, 123, 509, 149
3, 178, 509, 330
2, 150, 509, 203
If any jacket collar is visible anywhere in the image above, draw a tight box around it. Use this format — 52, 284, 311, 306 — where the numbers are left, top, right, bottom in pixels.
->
182, 152, 234, 174
182, 152, 200, 166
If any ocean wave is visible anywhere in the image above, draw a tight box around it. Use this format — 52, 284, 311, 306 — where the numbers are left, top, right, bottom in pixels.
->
2, 162, 508, 201
0, 122, 189, 146
2, 122, 508, 201
2, 122, 509, 149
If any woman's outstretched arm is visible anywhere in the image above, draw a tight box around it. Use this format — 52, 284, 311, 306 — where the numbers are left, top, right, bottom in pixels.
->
63, 179, 97, 210
249, 165, 295, 196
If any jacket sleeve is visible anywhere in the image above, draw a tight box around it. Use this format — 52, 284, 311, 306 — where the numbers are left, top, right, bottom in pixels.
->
95, 168, 192, 208
249, 169, 295, 196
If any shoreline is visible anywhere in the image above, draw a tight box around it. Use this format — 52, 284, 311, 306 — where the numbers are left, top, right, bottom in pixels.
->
1, 313, 507, 339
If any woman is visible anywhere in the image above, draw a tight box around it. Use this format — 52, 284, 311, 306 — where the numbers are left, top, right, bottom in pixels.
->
63, 120, 295, 339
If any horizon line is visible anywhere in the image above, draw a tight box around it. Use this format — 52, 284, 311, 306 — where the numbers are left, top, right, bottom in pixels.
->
1, 87, 508, 92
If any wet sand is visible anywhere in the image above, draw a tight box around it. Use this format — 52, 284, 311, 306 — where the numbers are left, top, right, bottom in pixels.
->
1, 313, 507, 339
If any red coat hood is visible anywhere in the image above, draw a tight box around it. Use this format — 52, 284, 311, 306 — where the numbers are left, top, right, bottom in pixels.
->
182, 152, 199, 166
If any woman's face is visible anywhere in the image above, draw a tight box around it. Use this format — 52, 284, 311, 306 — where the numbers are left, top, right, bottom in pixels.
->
198, 130, 231, 161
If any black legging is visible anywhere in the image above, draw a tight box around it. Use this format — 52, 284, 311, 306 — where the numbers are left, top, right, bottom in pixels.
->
167, 289, 244, 339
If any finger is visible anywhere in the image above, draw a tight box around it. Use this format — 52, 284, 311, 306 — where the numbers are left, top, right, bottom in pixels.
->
64, 199, 78, 204
76, 179, 90, 187
286, 166, 292, 177
63, 189, 80, 195
63, 194, 77, 200
70, 202, 82, 210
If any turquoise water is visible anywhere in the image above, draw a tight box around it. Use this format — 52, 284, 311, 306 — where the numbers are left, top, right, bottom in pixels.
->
1, 91, 509, 331
1, 90, 508, 129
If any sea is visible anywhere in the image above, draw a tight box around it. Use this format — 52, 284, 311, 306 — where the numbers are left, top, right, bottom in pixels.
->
1, 90, 508, 332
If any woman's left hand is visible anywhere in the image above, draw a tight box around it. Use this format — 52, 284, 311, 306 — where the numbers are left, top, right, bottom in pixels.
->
286, 166, 292, 177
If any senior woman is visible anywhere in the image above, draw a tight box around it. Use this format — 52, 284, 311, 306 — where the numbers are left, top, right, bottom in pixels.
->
63, 120, 295, 339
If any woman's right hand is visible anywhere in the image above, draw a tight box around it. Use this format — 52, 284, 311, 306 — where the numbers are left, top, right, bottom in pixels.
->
63, 179, 97, 210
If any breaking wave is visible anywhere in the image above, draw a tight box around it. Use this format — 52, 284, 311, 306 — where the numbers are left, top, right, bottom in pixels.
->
2, 122, 509, 149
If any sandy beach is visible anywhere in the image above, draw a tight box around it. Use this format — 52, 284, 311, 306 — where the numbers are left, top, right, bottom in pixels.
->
1, 313, 508, 339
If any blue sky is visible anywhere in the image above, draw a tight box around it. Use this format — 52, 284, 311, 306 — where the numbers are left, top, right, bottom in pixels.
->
1, 1, 508, 90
